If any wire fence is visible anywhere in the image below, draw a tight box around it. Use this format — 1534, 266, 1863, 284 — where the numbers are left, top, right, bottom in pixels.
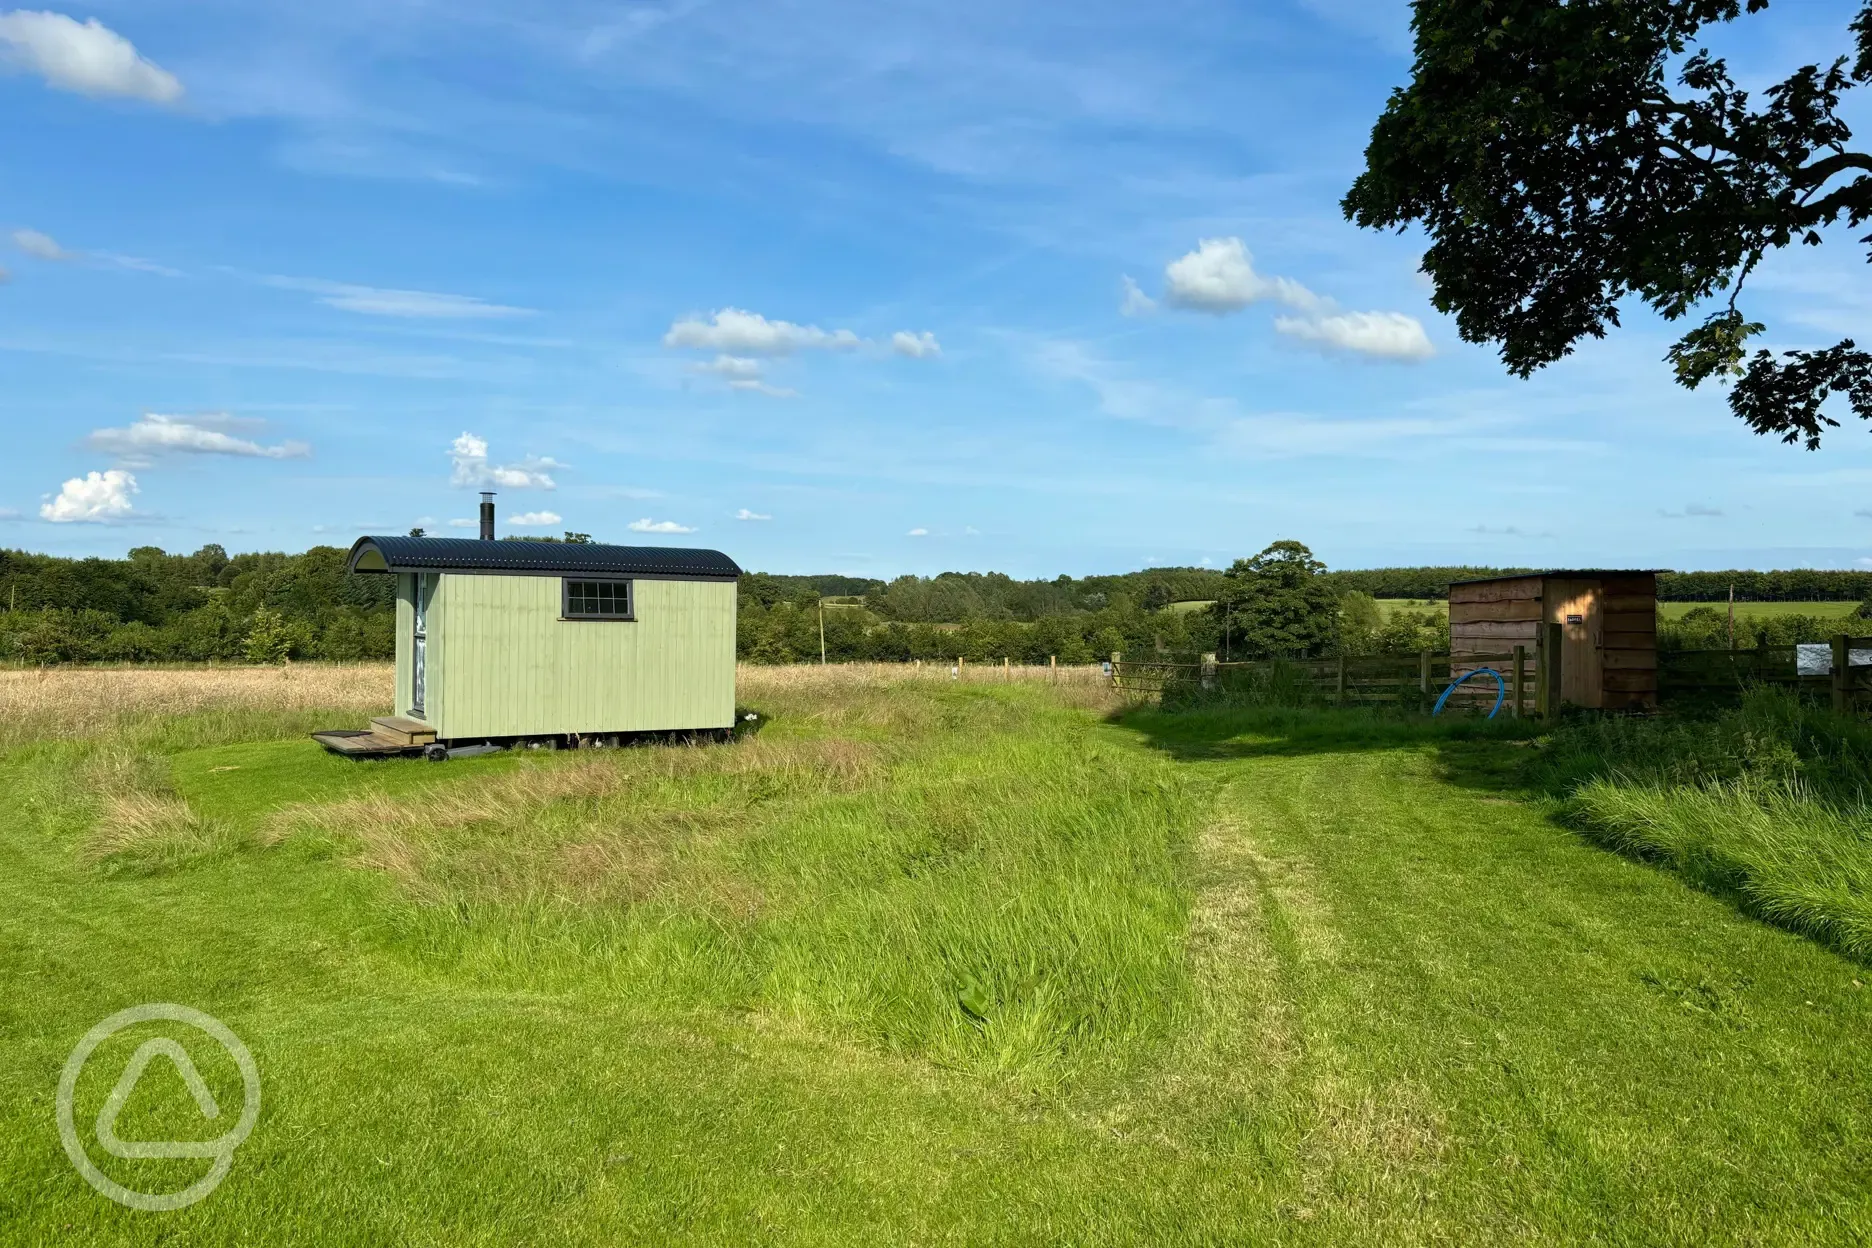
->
1109, 635, 1872, 716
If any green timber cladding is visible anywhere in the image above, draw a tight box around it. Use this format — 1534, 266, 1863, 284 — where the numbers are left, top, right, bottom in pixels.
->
349, 536, 741, 741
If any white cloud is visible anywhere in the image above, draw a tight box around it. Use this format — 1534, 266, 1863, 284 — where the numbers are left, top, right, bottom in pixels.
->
268, 277, 532, 319
891, 330, 941, 359
734, 508, 772, 521
665, 308, 861, 356
87, 413, 310, 462
907, 527, 929, 537
1120, 275, 1156, 316
0, 11, 182, 103
628, 517, 696, 534
691, 353, 800, 397
696, 354, 763, 380
40, 468, 137, 522
446, 517, 478, 528
1274, 311, 1435, 361
1162, 238, 1325, 314
727, 379, 800, 398
448, 431, 560, 489
13, 228, 69, 260
507, 510, 563, 527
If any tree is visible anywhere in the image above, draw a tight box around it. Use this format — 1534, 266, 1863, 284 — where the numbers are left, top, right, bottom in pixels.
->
1215, 541, 1339, 660
1345, 1, 1872, 448
243, 605, 295, 664
1336, 591, 1385, 656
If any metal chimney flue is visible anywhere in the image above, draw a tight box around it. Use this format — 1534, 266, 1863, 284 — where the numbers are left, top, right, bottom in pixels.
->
479, 492, 496, 541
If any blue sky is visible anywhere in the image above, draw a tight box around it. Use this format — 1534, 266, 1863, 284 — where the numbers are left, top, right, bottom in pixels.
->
2, 0, 1870, 578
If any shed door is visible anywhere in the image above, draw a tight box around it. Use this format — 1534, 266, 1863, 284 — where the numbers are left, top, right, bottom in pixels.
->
1546, 578, 1603, 709
410, 573, 435, 718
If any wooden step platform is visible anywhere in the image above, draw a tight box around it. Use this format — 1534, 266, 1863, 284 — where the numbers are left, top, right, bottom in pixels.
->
313, 729, 427, 757
369, 716, 437, 745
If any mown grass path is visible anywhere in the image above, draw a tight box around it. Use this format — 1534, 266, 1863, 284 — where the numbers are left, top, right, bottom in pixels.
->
2, 680, 1870, 1245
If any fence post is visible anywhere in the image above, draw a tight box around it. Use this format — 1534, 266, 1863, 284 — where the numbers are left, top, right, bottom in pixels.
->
1004, 656, 1011, 680
1418, 648, 1430, 695
1512, 644, 1526, 718
1049, 654, 1057, 684
1540, 621, 1563, 717
1201, 651, 1217, 691
1336, 653, 1347, 705
1833, 634, 1851, 714
1111, 651, 1122, 689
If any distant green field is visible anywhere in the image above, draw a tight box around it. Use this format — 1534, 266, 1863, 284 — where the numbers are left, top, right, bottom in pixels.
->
1658, 600, 1861, 620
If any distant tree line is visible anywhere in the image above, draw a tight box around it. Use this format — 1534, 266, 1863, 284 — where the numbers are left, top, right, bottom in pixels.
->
3, 539, 1862, 667
0, 545, 393, 665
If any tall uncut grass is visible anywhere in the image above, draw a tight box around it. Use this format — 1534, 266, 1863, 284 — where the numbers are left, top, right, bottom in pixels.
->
1547, 685, 1872, 960
41, 662, 1186, 1084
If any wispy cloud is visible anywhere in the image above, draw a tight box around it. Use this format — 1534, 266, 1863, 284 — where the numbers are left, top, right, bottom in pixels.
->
12, 228, 70, 261
907, 526, 929, 536
41, 468, 138, 522
1659, 503, 1724, 519
0, 11, 182, 104
1119, 275, 1156, 316
87, 413, 310, 463
271, 276, 533, 319
628, 517, 696, 533
449, 431, 561, 489
507, 510, 563, 527
890, 330, 941, 359
690, 353, 800, 397
735, 508, 772, 521
1466, 524, 1556, 539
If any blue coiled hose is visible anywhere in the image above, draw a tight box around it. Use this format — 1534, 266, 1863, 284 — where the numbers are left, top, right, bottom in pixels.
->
1432, 666, 1506, 719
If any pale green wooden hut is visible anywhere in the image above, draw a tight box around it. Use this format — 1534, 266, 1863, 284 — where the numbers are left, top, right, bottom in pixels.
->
340, 531, 741, 749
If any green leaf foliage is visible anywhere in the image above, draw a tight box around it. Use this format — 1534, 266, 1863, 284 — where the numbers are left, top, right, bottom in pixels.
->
1346, 0, 1872, 446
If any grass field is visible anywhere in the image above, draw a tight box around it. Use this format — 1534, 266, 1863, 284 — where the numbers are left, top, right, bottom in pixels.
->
6, 665, 1872, 1244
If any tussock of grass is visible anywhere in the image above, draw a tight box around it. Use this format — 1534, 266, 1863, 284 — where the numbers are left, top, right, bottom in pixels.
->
84, 791, 240, 872
1566, 780, 1872, 960
1546, 686, 1872, 961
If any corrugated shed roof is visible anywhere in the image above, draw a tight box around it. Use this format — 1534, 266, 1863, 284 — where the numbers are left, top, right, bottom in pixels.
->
1447, 569, 1665, 587
347, 536, 741, 579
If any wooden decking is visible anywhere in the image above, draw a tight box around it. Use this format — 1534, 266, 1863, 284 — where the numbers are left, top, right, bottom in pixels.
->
369, 716, 436, 745
313, 714, 436, 757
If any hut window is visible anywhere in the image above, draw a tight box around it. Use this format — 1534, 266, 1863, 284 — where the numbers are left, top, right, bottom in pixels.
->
562, 578, 634, 620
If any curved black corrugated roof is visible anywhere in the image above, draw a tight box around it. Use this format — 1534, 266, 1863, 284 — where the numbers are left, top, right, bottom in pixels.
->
347, 536, 741, 580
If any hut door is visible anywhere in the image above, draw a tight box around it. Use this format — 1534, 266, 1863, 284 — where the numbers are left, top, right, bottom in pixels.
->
1547, 579, 1603, 709
410, 573, 434, 718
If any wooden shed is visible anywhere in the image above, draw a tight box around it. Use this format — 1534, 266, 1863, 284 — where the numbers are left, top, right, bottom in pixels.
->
340, 532, 742, 747
1448, 571, 1659, 711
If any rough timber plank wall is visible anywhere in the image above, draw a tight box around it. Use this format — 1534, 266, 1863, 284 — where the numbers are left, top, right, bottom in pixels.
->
1449, 576, 1543, 698
1598, 572, 1658, 708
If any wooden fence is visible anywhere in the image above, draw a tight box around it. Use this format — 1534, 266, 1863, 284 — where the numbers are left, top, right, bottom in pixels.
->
1112, 633, 1872, 716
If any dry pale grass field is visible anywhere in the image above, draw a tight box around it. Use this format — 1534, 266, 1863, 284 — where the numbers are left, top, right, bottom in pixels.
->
0, 663, 395, 750
0, 660, 1123, 749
